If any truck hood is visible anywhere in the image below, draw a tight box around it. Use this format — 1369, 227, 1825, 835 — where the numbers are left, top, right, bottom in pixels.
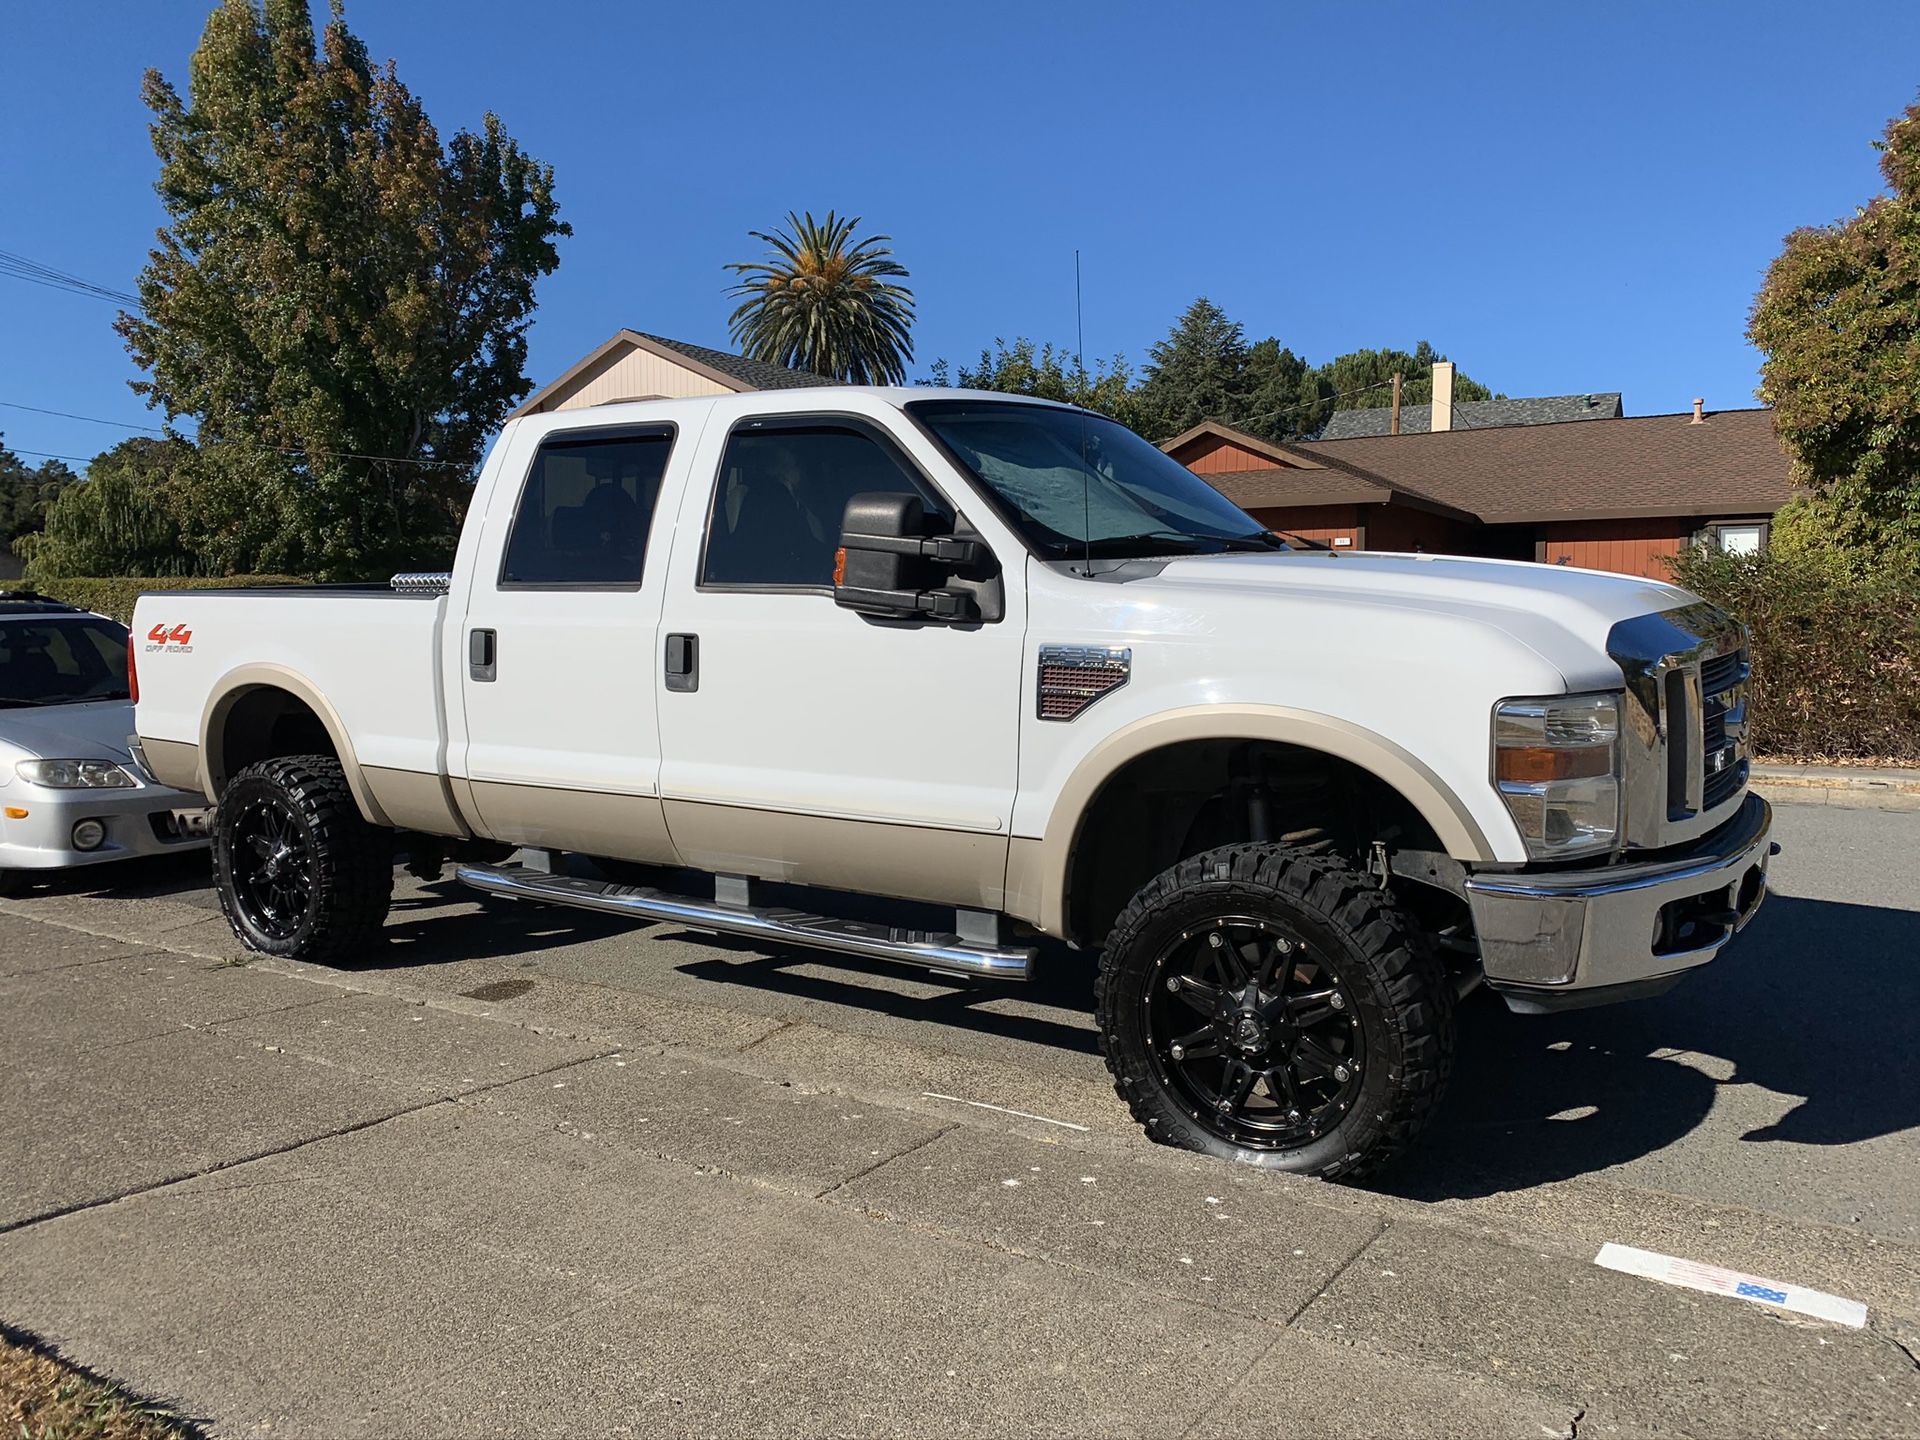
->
1136, 550, 1703, 688
0, 699, 140, 765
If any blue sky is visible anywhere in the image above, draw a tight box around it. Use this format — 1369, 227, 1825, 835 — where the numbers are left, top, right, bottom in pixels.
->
2, 1, 1914, 468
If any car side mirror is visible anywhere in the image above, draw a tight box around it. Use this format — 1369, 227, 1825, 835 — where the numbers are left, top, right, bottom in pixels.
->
834, 492, 983, 622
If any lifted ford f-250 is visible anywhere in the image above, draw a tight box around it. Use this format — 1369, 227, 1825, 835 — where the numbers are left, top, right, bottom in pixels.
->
131, 387, 1774, 1178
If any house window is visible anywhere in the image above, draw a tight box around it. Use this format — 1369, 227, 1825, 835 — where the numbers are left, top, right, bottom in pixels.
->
1711, 522, 1766, 556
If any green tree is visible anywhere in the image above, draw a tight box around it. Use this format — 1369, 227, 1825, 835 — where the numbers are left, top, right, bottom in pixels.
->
1749, 99, 1920, 560
0, 436, 77, 563
20, 437, 199, 581
726, 211, 915, 385
117, 0, 568, 580
927, 338, 1148, 430
1240, 338, 1333, 441
1314, 342, 1496, 415
1135, 298, 1248, 438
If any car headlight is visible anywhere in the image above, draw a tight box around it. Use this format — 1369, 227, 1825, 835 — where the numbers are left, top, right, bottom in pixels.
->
1492, 692, 1621, 859
15, 759, 138, 789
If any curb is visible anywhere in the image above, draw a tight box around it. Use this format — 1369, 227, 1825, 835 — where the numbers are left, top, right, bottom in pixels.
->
1750, 764, 1920, 812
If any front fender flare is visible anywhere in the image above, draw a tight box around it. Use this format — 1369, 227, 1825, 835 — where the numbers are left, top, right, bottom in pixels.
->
1007, 704, 1503, 940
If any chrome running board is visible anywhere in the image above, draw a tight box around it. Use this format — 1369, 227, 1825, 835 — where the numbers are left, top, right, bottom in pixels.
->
454, 863, 1034, 981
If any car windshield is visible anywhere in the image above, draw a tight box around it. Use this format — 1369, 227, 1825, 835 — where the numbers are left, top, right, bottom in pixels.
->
0, 617, 131, 708
908, 399, 1286, 560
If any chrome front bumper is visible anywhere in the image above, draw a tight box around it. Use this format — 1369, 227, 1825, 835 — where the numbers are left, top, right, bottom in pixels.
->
1465, 793, 1773, 1013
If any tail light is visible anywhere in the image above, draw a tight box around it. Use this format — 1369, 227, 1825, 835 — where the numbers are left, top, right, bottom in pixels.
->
128, 632, 139, 704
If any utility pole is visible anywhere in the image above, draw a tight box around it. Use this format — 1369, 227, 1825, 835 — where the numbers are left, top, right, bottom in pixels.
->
1390, 372, 1403, 435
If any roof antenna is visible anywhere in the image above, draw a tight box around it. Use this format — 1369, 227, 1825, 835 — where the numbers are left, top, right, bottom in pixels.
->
1076, 248, 1092, 578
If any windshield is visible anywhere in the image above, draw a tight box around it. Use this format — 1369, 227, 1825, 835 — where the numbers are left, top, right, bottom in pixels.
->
0, 617, 131, 708
908, 399, 1285, 561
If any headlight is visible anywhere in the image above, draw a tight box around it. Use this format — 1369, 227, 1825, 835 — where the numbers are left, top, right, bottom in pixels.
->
1492, 692, 1621, 859
15, 759, 138, 789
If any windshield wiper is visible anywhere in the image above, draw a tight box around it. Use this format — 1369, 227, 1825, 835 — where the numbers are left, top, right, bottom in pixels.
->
1076, 530, 1284, 558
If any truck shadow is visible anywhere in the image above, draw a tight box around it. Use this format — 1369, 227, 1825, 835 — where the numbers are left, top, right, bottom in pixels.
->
1373, 892, 1920, 1200
674, 933, 1103, 1057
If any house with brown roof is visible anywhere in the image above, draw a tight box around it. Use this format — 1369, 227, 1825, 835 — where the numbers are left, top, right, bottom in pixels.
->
512, 329, 834, 417
1164, 400, 1794, 580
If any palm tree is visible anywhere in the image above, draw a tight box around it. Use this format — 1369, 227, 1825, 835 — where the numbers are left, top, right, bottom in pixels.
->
725, 211, 915, 385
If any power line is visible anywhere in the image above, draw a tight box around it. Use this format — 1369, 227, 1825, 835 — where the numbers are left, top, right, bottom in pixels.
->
0, 400, 166, 434
0, 249, 142, 309
1205, 374, 1404, 433
0, 399, 471, 471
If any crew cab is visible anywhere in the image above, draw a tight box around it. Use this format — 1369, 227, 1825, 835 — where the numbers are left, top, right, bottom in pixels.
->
131, 388, 1774, 1178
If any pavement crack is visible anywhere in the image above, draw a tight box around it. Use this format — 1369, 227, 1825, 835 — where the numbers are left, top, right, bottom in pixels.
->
814, 1123, 959, 1200
1870, 1323, 1920, 1375
1279, 1215, 1390, 1327
732, 1019, 794, 1055
0, 1096, 457, 1238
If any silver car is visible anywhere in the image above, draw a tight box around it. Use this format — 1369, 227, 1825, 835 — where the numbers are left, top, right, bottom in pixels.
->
0, 592, 209, 894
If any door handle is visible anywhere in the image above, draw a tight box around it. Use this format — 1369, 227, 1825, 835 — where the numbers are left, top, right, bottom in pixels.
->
664, 633, 698, 692
469, 628, 497, 682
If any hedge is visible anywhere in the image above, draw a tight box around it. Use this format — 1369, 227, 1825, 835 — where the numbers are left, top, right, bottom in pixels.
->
27, 575, 308, 625
1668, 547, 1920, 764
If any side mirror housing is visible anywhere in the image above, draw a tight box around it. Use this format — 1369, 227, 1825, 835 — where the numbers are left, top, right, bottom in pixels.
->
834, 492, 984, 622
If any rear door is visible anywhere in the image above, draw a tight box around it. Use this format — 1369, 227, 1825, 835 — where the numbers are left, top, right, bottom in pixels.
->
455, 420, 685, 860
653, 407, 1026, 910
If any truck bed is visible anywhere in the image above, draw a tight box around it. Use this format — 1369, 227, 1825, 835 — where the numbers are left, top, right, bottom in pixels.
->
132, 585, 452, 791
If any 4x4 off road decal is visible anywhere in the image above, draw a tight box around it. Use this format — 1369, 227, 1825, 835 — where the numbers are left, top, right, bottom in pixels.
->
145, 623, 194, 654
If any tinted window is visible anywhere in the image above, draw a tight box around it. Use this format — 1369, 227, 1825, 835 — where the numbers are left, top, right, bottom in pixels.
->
501, 431, 672, 586
703, 424, 946, 588
0, 618, 131, 707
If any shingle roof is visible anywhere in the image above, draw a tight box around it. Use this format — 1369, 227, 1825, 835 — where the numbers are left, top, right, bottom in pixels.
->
633, 333, 839, 391
1288, 409, 1791, 522
1317, 392, 1623, 439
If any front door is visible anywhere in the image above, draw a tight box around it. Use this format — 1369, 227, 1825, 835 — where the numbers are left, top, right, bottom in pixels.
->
654, 409, 1025, 910
456, 421, 682, 860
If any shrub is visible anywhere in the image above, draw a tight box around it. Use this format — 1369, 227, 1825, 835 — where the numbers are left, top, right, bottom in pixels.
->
27, 575, 307, 625
1668, 546, 1920, 763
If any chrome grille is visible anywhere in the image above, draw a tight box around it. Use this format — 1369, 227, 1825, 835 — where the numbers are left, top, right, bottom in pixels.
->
1700, 647, 1750, 811
1607, 604, 1750, 850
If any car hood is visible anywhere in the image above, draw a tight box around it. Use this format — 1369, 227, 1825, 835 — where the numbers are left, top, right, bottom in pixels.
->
1137, 550, 1705, 688
0, 699, 139, 765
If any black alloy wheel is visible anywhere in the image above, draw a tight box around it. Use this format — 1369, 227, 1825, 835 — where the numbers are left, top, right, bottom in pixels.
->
1145, 916, 1366, 1150
213, 754, 393, 965
226, 792, 316, 941
1096, 843, 1455, 1180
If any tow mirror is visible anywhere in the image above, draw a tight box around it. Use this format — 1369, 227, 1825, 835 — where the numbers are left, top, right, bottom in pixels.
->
834, 492, 982, 622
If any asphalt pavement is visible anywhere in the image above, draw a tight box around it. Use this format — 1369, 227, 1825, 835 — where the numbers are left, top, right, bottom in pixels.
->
1, 798, 1916, 1437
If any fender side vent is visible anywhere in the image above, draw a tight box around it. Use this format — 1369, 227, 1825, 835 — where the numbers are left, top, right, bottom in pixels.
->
1037, 645, 1131, 721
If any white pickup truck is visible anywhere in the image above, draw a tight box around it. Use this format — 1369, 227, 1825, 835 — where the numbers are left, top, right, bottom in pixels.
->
132, 387, 1774, 1177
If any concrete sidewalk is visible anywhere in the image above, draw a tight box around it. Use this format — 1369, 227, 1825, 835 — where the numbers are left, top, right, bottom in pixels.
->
1753, 763, 1920, 810
2, 910, 1916, 1439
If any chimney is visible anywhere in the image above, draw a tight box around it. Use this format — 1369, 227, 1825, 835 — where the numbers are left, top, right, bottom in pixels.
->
1431, 361, 1455, 433
1690, 397, 1705, 424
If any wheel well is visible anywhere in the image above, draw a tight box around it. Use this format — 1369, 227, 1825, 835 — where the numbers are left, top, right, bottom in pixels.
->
1064, 738, 1446, 948
213, 686, 339, 795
